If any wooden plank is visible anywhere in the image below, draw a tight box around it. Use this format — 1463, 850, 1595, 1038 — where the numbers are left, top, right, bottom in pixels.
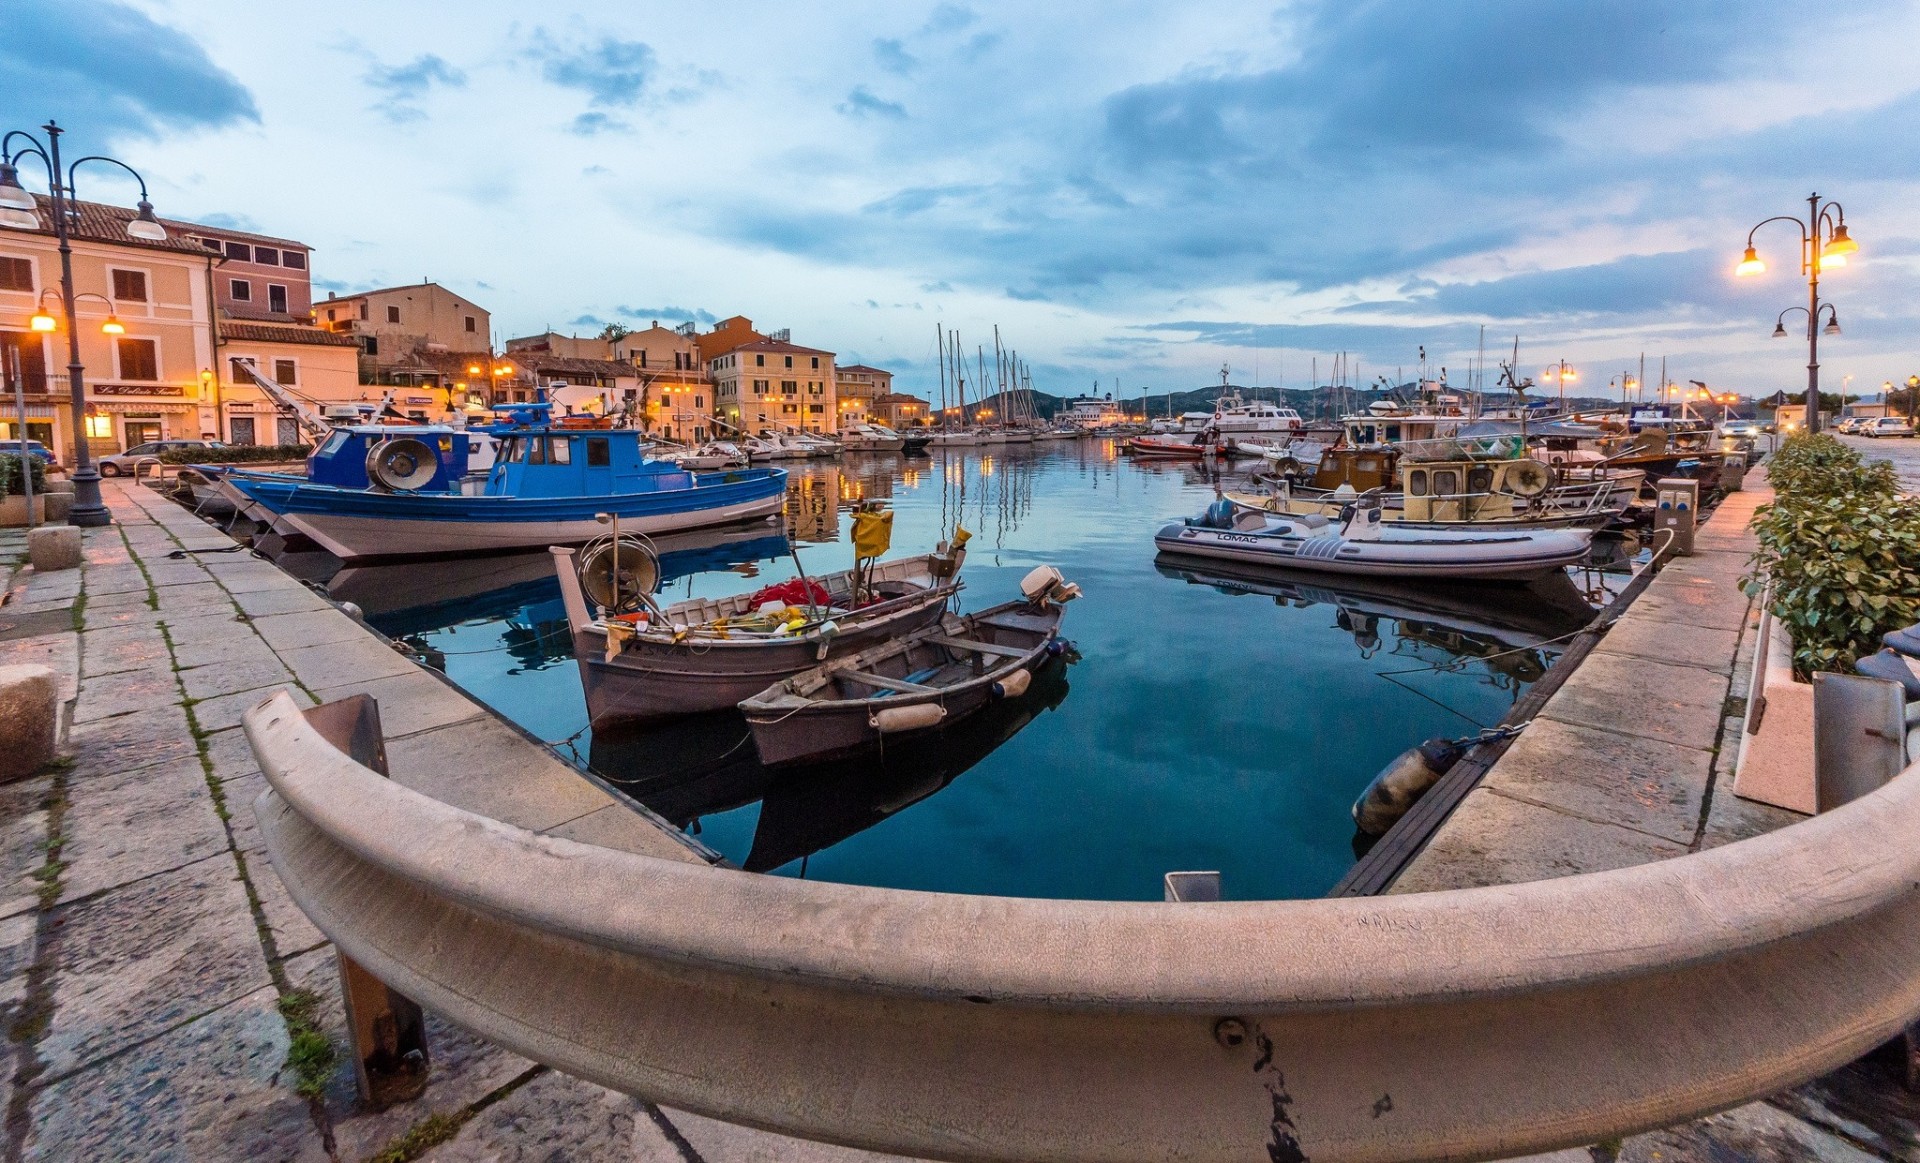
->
842, 670, 936, 694
924, 634, 1027, 658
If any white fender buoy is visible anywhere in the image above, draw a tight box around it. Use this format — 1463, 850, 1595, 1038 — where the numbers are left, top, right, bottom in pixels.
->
992, 669, 1031, 699
871, 703, 946, 734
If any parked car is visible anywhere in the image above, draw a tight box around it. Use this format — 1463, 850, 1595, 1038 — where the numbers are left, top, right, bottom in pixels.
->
0, 439, 55, 467
1865, 417, 1916, 439
1838, 416, 1879, 435
96, 440, 225, 476
1716, 419, 1762, 441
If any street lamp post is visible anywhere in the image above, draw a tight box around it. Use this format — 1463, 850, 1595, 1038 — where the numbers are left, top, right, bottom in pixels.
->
1541, 360, 1577, 411
1908, 375, 1919, 428
1736, 192, 1857, 436
0, 120, 169, 527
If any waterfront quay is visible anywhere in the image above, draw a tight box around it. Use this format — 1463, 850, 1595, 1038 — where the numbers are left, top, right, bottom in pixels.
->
0, 481, 916, 1162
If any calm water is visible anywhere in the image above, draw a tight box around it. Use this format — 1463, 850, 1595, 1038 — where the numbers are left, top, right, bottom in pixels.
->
339, 440, 1619, 901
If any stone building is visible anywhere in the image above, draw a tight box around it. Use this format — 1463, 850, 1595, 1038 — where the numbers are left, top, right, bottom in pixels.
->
709, 337, 837, 435
315, 281, 491, 390
872, 391, 930, 429
834, 364, 893, 428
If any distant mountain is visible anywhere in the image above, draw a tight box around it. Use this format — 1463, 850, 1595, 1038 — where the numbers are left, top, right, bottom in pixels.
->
934, 382, 1621, 423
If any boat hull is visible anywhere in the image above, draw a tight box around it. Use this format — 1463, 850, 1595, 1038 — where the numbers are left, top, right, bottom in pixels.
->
230, 469, 787, 560
577, 591, 953, 728
1153, 521, 1592, 581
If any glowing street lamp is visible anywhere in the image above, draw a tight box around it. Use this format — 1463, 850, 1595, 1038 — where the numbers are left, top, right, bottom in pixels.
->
1, 119, 168, 525
1736, 192, 1857, 434
1540, 360, 1577, 410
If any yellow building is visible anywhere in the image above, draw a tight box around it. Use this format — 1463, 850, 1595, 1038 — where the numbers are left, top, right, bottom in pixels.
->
872, 391, 929, 429
834, 363, 893, 427
710, 337, 837, 435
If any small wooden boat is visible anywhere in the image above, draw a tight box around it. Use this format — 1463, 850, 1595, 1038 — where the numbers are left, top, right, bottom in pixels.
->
1126, 433, 1214, 458
1155, 495, 1593, 581
740, 568, 1080, 766
555, 535, 970, 728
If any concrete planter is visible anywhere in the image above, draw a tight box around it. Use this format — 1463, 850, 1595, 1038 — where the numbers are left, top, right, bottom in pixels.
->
0, 494, 45, 528
42, 492, 70, 523
1733, 605, 1816, 813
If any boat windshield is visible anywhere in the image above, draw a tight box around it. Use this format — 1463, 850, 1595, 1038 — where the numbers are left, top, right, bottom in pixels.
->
317, 430, 350, 457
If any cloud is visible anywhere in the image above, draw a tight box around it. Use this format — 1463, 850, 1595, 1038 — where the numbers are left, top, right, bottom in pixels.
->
922, 4, 977, 35
0, 0, 256, 142
615, 305, 717, 326
569, 112, 629, 136
532, 32, 656, 107
873, 38, 918, 75
365, 54, 466, 123
921, 282, 954, 293
569, 313, 607, 327
839, 86, 908, 120
1345, 249, 1750, 321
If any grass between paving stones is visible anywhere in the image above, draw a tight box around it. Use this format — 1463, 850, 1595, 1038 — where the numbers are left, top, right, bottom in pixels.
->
363, 1065, 546, 1163
279, 990, 339, 1099
3, 767, 72, 1158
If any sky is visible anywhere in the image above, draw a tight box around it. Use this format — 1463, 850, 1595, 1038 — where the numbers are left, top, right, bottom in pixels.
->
4, 0, 1919, 405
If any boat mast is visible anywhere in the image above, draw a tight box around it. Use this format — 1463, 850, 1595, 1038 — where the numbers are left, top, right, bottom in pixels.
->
935, 323, 947, 427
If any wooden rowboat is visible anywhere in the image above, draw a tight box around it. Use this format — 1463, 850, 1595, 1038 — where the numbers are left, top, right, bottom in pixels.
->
740, 596, 1071, 767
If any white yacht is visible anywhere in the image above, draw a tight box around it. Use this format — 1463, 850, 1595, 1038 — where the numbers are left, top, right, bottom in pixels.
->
1211, 392, 1305, 435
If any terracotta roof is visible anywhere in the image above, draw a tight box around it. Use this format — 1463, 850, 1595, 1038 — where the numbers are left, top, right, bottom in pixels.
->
220, 322, 359, 348
837, 364, 891, 375
161, 217, 308, 249
731, 338, 835, 357
14, 195, 209, 255
320, 281, 486, 305
874, 392, 927, 405
518, 354, 641, 378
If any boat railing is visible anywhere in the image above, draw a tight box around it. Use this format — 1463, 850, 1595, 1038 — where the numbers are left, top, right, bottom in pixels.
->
1396, 434, 1526, 462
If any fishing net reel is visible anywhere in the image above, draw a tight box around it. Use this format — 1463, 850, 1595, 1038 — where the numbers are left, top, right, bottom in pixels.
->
365, 438, 439, 492
576, 532, 661, 616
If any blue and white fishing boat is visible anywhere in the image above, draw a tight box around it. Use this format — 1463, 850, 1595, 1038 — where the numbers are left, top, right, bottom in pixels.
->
226, 405, 787, 560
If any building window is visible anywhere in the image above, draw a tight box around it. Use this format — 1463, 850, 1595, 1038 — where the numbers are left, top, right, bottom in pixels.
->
753, 379, 767, 394
257, 247, 281, 266
811, 357, 819, 369
783, 404, 797, 414
199, 238, 222, 253
326, 308, 336, 322
464, 315, 475, 333
0, 257, 30, 292
358, 302, 368, 320
229, 279, 252, 302
781, 380, 797, 394
810, 404, 824, 413
277, 416, 300, 444
386, 305, 400, 324
274, 359, 296, 385
111, 269, 148, 302
784, 356, 793, 369
638, 351, 647, 368
116, 337, 159, 381
755, 354, 764, 367
283, 251, 306, 271
268, 284, 287, 313
224, 241, 250, 262
362, 336, 379, 356
694, 395, 703, 408
229, 415, 255, 444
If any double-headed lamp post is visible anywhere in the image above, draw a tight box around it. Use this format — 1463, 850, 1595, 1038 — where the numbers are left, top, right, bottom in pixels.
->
0, 120, 168, 527
1541, 360, 1577, 410
1736, 192, 1857, 435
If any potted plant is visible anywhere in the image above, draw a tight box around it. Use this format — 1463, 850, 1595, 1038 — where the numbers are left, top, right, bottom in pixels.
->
0, 453, 47, 527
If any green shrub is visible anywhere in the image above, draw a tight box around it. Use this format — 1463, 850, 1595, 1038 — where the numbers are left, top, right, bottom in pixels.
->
0, 454, 47, 497
1746, 433, 1920, 675
158, 443, 311, 465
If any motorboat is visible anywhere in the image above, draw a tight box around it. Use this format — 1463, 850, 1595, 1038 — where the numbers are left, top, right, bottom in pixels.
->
744, 433, 808, 461
789, 432, 843, 457
225, 405, 787, 560
900, 432, 934, 455
1126, 432, 1216, 458
739, 567, 1080, 766
1211, 392, 1304, 435
839, 423, 907, 452
1155, 494, 1594, 581
671, 441, 748, 471
929, 429, 979, 447
552, 528, 972, 728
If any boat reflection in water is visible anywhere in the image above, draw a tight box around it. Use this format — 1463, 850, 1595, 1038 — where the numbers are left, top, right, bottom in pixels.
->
590, 655, 1074, 874
1154, 553, 1597, 700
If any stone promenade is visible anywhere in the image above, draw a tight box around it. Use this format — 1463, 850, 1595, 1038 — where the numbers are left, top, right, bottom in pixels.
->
0, 481, 912, 1163
1395, 470, 1920, 1162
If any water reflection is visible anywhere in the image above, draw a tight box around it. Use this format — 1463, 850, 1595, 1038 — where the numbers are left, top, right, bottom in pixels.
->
341, 442, 1620, 900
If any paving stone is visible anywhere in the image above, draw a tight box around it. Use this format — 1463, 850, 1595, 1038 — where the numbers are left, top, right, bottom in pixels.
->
83, 603, 168, 631
0, 910, 37, 1009
665, 1106, 925, 1162
70, 665, 182, 725
79, 626, 170, 679
422, 1070, 682, 1162
61, 755, 228, 904
1631, 573, 1754, 631
0, 776, 51, 921
309, 670, 488, 740
40, 853, 274, 1077
190, 683, 316, 735
180, 656, 297, 702
155, 581, 239, 616
1593, 616, 1741, 673
203, 725, 264, 784
167, 627, 283, 672
0, 631, 79, 702
1702, 776, 1808, 850
68, 704, 198, 777
15, 567, 83, 604
144, 561, 214, 589
1389, 787, 1688, 893
24, 986, 318, 1163
239, 847, 327, 960
204, 563, 293, 595
83, 587, 156, 612
234, 587, 333, 617
541, 803, 708, 863
226, 771, 268, 857
1536, 653, 1729, 750
276, 635, 420, 688
251, 608, 380, 653
82, 568, 147, 598
384, 718, 612, 833
1479, 718, 1713, 848
1613, 1097, 1883, 1163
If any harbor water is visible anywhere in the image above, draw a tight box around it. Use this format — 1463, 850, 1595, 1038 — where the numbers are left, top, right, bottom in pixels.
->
339, 440, 1620, 901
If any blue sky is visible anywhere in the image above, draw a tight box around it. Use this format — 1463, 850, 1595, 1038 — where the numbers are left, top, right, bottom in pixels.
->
5, 0, 1919, 402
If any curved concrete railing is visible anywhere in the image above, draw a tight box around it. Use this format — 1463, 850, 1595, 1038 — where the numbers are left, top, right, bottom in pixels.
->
245, 690, 1920, 1163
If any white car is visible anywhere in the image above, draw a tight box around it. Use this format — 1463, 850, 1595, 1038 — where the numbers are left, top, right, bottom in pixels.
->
1716, 419, 1762, 440
1865, 417, 1916, 438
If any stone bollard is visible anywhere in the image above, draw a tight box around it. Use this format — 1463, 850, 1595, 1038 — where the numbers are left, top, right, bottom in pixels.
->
0, 665, 58, 782
42, 492, 71, 523
43, 478, 74, 495
27, 526, 82, 572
